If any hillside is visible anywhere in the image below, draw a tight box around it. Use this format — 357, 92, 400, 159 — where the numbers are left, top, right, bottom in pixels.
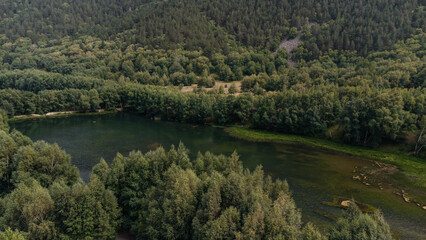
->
1, 0, 424, 56
0, 0, 425, 239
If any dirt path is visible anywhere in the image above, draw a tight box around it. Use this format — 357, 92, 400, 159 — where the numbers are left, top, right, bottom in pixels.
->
45, 111, 78, 116
278, 33, 302, 68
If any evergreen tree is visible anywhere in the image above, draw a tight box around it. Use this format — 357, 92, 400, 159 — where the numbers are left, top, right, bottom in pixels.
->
328, 202, 392, 240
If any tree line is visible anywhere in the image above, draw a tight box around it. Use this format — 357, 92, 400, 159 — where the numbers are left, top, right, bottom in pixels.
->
0, 26, 424, 149
1, 82, 424, 147
0, 114, 393, 239
0, 36, 287, 86
1, 32, 424, 89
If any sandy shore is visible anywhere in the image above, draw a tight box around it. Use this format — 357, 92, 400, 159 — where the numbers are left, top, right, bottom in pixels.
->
12, 108, 121, 119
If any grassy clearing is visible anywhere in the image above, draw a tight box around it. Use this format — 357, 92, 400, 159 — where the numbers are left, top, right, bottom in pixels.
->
225, 126, 426, 188
8, 110, 117, 122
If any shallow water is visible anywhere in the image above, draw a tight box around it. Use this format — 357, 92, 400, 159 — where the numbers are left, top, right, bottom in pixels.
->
10, 112, 426, 239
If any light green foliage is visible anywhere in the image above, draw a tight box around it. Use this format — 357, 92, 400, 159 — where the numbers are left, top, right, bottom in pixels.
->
0, 176, 119, 239
328, 203, 392, 240
288, 27, 298, 39
0, 110, 9, 132
13, 141, 79, 187
143, 165, 201, 239
414, 116, 426, 155
93, 143, 320, 240
0, 130, 120, 239
49, 177, 120, 240
226, 126, 426, 188
228, 83, 237, 94
88, 89, 102, 111
92, 151, 154, 230
122, 60, 135, 79
0, 129, 31, 192
200, 206, 242, 239
0, 33, 424, 150
264, 192, 302, 239
0, 228, 27, 240
9, 130, 32, 147
301, 223, 325, 240
0, 179, 56, 239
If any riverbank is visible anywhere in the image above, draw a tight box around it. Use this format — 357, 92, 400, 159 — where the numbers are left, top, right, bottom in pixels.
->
8, 109, 121, 122
10, 112, 426, 238
225, 126, 426, 189
8, 111, 425, 189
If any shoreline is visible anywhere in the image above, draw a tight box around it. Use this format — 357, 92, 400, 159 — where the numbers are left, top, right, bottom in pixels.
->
8, 108, 122, 122
8, 111, 426, 190
225, 126, 426, 189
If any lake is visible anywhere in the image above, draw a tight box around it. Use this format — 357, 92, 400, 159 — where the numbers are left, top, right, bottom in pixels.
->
10, 112, 426, 239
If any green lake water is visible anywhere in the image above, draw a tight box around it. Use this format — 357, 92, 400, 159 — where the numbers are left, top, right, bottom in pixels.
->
10, 112, 426, 239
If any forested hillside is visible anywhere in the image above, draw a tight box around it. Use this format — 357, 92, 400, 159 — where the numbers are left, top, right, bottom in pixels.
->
0, 32, 424, 147
1, 0, 424, 55
0, 0, 425, 239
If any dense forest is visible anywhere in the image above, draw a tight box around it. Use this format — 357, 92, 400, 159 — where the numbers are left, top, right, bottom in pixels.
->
1, 0, 425, 55
0, 115, 393, 239
0, 32, 424, 147
0, 0, 425, 239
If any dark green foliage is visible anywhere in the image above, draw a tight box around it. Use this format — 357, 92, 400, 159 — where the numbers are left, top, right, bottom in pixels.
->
0, 88, 106, 116
1, 0, 422, 54
0, 114, 394, 239
49, 177, 120, 239
92, 143, 322, 239
0, 0, 414, 230
0, 177, 120, 240
0, 129, 31, 193
0, 70, 105, 93
0, 120, 119, 239
2, 33, 425, 146
301, 1, 425, 57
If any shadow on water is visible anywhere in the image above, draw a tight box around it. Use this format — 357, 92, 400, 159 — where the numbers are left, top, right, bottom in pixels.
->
10, 112, 426, 239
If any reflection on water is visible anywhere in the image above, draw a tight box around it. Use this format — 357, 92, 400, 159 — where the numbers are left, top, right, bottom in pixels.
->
10, 112, 426, 239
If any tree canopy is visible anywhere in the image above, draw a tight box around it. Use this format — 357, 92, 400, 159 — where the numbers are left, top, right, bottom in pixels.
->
0, 116, 394, 239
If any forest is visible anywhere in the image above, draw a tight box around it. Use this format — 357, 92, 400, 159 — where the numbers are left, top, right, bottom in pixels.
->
0, 32, 424, 147
0, 0, 425, 239
1, 0, 425, 55
0, 115, 393, 239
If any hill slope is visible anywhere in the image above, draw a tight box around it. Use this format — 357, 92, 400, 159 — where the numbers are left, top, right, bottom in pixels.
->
1, 0, 424, 56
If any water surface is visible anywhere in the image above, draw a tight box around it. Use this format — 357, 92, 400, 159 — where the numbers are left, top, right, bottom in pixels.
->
10, 113, 426, 239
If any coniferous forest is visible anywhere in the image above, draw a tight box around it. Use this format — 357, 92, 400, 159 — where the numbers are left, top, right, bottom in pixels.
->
0, 0, 425, 239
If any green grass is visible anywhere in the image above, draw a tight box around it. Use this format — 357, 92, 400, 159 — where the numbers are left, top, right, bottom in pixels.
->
225, 126, 426, 188
8, 110, 117, 122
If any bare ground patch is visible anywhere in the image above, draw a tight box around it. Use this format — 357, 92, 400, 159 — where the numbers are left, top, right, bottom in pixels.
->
180, 81, 242, 94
